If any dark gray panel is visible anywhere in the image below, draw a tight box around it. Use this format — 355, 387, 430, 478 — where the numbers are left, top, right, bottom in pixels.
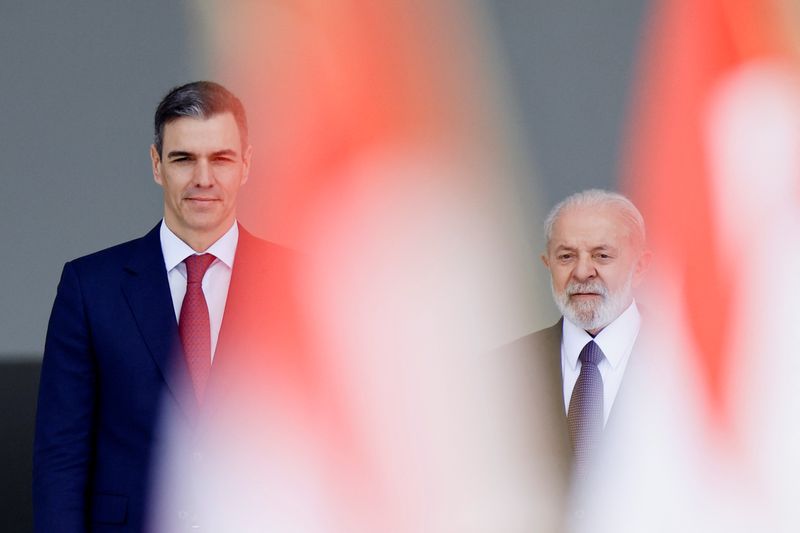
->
0, 358, 40, 532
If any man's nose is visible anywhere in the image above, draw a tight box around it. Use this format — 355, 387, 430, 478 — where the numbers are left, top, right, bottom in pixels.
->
572, 255, 597, 281
193, 160, 214, 187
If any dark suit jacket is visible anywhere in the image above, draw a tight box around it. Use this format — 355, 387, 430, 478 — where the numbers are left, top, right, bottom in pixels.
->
488, 320, 570, 532
498, 315, 649, 533
504, 315, 645, 486
501, 319, 571, 474
33, 223, 301, 533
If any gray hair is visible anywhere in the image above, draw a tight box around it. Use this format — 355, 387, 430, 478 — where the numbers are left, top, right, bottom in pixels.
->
544, 189, 646, 248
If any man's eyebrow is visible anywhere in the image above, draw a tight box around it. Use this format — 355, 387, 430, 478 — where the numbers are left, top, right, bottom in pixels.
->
590, 245, 620, 256
211, 149, 239, 158
166, 150, 194, 160
553, 244, 576, 252
166, 149, 240, 160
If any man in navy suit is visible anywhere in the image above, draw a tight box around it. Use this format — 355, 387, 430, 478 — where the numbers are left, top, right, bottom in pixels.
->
33, 81, 297, 532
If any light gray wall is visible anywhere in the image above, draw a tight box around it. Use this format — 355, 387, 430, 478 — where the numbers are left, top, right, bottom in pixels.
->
0, 1, 649, 358
491, 0, 649, 208
489, 0, 650, 329
1, 1, 204, 357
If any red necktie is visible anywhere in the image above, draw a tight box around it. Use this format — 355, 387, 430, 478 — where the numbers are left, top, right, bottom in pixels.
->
179, 253, 216, 403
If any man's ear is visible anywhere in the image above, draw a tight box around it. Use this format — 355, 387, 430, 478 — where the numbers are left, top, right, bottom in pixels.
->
150, 144, 163, 186
541, 253, 550, 269
241, 144, 253, 185
632, 249, 653, 287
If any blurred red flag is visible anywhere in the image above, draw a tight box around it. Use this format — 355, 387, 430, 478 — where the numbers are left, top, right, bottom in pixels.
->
622, 0, 794, 431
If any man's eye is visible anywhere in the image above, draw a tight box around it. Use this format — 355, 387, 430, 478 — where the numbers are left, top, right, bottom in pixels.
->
213, 156, 234, 163
596, 253, 612, 260
558, 254, 573, 261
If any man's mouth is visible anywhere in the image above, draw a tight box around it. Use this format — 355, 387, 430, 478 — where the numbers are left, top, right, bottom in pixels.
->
565, 283, 607, 300
185, 197, 219, 203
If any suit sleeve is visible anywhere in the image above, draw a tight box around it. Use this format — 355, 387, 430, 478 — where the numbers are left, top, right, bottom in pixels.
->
33, 261, 96, 533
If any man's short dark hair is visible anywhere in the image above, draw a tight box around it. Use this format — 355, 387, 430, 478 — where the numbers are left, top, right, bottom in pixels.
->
153, 81, 248, 156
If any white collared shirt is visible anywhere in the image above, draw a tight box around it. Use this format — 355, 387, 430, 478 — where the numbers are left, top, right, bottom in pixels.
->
561, 301, 641, 424
160, 220, 238, 362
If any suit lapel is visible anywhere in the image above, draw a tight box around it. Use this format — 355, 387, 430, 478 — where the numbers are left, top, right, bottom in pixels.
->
212, 226, 259, 364
605, 318, 646, 433
542, 320, 572, 460
534, 320, 567, 417
121, 223, 198, 421
204, 226, 270, 406
513, 320, 572, 483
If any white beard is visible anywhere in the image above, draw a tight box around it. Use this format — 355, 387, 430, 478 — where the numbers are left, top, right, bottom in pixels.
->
551, 273, 633, 332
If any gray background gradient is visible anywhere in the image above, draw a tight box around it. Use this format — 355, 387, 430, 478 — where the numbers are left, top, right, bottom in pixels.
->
1, 0, 648, 358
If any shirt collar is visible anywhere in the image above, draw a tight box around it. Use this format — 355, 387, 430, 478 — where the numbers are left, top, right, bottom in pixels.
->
160, 219, 239, 272
562, 300, 641, 370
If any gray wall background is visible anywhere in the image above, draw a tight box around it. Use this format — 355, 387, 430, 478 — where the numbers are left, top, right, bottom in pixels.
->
0, 1, 649, 360
1, 1, 203, 358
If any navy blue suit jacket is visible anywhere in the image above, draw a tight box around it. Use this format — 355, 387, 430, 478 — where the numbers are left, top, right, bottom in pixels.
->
33, 223, 299, 532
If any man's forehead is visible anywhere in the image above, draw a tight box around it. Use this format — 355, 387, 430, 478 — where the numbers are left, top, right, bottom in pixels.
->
549, 205, 633, 247
161, 112, 242, 150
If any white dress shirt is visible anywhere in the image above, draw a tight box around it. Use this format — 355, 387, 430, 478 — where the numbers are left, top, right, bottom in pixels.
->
160, 220, 238, 362
561, 301, 641, 425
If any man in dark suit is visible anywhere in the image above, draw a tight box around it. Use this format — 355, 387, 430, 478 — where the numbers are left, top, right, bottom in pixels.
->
33, 81, 299, 532
510, 189, 651, 484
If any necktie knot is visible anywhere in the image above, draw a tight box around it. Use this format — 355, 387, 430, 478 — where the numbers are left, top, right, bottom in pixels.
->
579, 340, 604, 367
184, 253, 216, 284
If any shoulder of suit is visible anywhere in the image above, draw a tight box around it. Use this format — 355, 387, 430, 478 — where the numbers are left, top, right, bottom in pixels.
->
531, 321, 562, 345
66, 225, 159, 272
236, 227, 306, 265
239, 233, 297, 257
64, 224, 306, 278
493, 320, 562, 358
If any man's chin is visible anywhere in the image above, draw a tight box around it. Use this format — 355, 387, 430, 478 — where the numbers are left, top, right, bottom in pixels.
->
565, 311, 602, 331
567, 297, 603, 315
562, 301, 608, 331
181, 211, 232, 232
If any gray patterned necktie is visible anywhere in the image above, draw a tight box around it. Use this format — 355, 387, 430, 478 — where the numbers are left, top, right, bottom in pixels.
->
567, 340, 605, 477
